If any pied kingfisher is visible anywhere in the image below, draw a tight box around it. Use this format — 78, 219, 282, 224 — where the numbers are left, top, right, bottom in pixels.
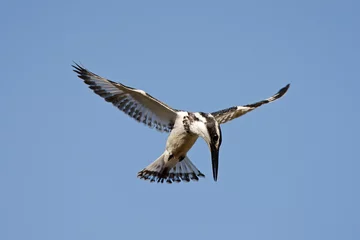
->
73, 63, 290, 183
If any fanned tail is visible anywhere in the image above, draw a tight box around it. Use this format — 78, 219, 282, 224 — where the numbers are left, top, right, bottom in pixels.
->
137, 155, 205, 184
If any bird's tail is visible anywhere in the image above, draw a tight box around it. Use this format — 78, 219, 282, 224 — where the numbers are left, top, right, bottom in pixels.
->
137, 155, 205, 184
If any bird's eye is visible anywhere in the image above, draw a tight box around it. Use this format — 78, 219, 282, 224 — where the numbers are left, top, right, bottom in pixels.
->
213, 135, 219, 142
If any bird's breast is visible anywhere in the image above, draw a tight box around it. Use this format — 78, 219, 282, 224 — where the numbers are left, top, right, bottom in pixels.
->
165, 127, 198, 157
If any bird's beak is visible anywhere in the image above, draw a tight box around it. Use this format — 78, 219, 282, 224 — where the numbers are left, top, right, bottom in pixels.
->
210, 143, 219, 181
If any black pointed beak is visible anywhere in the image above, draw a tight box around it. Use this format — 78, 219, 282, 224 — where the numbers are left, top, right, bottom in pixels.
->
210, 144, 219, 181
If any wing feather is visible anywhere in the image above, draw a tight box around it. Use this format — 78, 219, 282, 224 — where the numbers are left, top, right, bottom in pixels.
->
212, 84, 290, 124
72, 63, 178, 132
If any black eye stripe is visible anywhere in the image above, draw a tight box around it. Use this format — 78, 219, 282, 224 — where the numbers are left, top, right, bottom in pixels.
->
207, 122, 219, 142
200, 112, 222, 145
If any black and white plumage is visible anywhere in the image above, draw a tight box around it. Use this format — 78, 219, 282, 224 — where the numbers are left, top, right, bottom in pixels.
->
211, 84, 290, 124
73, 63, 290, 183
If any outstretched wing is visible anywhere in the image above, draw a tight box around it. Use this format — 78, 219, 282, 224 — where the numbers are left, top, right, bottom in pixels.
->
72, 63, 178, 132
212, 84, 290, 124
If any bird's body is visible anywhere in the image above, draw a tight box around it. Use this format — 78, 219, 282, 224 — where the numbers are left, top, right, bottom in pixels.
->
166, 123, 197, 160
166, 111, 199, 158
72, 63, 289, 183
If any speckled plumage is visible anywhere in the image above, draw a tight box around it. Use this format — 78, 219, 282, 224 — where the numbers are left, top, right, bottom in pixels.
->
73, 63, 290, 183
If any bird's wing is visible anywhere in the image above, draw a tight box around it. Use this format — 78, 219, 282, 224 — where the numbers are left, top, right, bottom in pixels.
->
211, 84, 290, 124
73, 63, 178, 132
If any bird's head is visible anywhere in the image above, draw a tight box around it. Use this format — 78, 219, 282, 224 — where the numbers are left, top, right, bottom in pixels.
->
190, 113, 222, 181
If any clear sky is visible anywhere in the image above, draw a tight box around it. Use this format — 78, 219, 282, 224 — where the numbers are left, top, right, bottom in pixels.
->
1, 0, 359, 239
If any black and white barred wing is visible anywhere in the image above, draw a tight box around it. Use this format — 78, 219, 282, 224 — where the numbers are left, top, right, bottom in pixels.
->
73, 63, 178, 132
212, 84, 290, 124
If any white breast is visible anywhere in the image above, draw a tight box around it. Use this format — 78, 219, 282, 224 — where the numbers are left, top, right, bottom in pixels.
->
165, 112, 199, 158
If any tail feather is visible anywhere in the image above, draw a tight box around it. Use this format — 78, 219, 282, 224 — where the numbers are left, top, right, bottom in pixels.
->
137, 155, 205, 184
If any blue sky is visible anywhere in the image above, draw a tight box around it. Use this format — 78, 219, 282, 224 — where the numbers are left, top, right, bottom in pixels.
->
1, 0, 359, 239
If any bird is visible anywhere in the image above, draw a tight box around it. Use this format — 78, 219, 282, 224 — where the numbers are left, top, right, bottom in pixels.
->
72, 63, 290, 183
